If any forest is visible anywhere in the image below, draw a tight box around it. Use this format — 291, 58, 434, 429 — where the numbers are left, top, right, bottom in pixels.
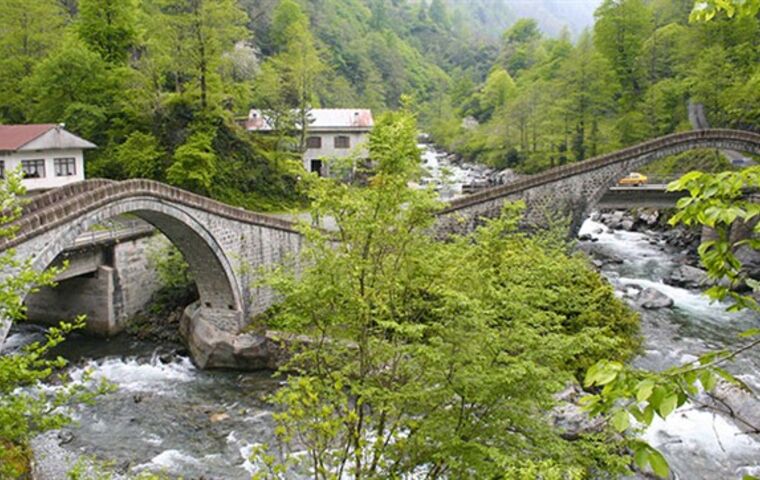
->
427, 0, 760, 172
3, 0, 757, 210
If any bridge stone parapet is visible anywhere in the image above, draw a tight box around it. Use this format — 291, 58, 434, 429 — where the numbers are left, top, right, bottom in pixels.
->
438, 129, 760, 235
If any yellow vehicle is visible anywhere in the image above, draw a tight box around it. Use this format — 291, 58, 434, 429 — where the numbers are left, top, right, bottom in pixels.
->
617, 172, 648, 186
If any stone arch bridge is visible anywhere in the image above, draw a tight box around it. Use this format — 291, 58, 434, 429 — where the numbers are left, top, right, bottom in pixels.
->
0, 129, 758, 366
0, 179, 305, 367
438, 128, 760, 234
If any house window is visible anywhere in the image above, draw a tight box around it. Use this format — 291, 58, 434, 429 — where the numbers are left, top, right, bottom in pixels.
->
0, 161, 4, 179
21, 159, 45, 179
54, 157, 76, 176
306, 136, 322, 149
334, 136, 350, 149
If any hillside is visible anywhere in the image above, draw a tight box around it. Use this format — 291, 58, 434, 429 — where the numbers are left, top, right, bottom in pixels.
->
447, 0, 602, 38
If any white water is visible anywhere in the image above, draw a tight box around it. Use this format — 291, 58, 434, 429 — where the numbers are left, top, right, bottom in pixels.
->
580, 218, 760, 479
417, 144, 494, 199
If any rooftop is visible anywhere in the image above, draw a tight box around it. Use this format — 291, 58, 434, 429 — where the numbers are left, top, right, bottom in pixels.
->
0, 124, 97, 152
246, 108, 374, 131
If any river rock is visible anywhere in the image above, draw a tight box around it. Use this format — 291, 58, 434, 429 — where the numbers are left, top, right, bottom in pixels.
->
667, 264, 709, 289
179, 304, 293, 370
31, 431, 127, 480
210, 412, 230, 422
637, 287, 674, 309
552, 384, 606, 440
638, 210, 660, 226
621, 219, 635, 231
735, 244, 760, 280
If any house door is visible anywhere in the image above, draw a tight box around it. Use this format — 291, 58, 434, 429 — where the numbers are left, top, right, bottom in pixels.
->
310, 159, 323, 176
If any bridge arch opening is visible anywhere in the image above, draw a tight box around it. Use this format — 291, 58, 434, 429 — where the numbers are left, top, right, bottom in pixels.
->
24, 198, 243, 336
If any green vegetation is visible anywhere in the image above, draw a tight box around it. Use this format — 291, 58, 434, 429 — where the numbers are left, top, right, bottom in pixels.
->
641, 149, 738, 177
427, 0, 759, 172
252, 112, 639, 479
0, 171, 106, 477
3, 0, 753, 197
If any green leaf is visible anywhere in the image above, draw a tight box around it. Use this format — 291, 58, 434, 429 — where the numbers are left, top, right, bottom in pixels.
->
699, 370, 717, 391
642, 405, 655, 425
658, 394, 678, 418
739, 328, 760, 338
633, 445, 649, 469
648, 449, 670, 478
636, 379, 655, 403
611, 410, 630, 432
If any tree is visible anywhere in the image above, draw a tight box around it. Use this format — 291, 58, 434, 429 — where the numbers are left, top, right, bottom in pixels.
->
166, 130, 218, 194
267, 0, 325, 153
251, 113, 639, 479
556, 32, 617, 161
77, 0, 139, 64
0, 170, 105, 477
428, 0, 450, 29
269, 0, 308, 53
594, 0, 653, 108
115, 131, 168, 180
479, 67, 516, 119
500, 18, 544, 76
0, 0, 66, 122
145, 0, 248, 112
23, 35, 118, 143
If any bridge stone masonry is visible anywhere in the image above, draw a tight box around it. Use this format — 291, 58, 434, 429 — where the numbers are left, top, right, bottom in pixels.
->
437, 129, 760, 236
0, 129, 758, 369
0, 179, 305, 368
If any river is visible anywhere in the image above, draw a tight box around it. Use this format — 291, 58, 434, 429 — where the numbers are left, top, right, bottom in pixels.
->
3, 146, 760, 479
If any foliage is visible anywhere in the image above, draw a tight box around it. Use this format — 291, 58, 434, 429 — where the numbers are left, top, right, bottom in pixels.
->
113, 132, 168, 180
690, 0, 760, 21
166, 130, 218, 194
252, 113, 639, 479
77, 0, 138, 64
669, 167, 760, 308
429, 0, 759, 174
148, 241, 194, 294
0, 0, 66, 122
0, 170, 107, 478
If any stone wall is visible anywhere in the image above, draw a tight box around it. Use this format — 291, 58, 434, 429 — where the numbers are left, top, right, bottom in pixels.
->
25, 233, 167, 335
26, 265, 117, 335
112, 233, 166, 323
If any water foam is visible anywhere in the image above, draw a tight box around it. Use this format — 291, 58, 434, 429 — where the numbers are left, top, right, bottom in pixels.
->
68, 356, 196, 393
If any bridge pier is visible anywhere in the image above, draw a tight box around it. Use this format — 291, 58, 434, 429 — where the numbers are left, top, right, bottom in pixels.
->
24, 227, 163, 336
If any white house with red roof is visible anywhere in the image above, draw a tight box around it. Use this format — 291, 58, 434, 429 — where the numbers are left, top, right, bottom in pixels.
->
0, 124, 95, 191
246, 108, 374, 175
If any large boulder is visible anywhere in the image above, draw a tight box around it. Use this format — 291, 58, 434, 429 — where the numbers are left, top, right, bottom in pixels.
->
637, 287, 674, 309
179, 304, 288, 370
666, 264, 710, 289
